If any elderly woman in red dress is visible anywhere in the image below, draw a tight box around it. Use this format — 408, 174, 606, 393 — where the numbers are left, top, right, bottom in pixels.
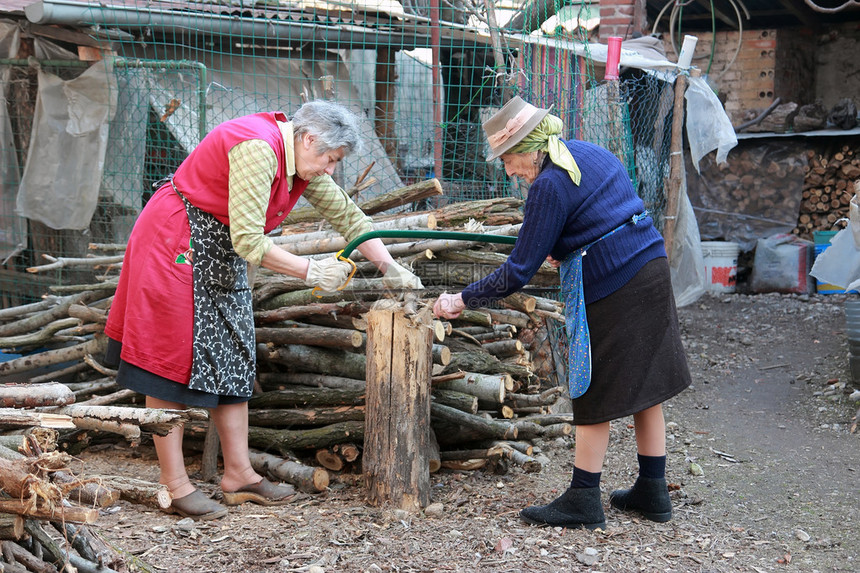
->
105, 101, 421, 520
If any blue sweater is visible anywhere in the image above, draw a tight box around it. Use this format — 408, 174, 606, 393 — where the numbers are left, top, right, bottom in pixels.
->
461, 139, 666, 307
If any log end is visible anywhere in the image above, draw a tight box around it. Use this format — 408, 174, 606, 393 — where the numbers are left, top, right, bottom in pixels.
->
312, 467, 330, 492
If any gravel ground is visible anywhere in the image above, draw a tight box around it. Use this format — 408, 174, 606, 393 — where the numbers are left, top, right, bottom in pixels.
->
74, 291, 860, 573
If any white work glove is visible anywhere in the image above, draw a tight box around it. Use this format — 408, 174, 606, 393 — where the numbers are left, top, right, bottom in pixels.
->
304, 257, 353, 291
382, 261, 424, 289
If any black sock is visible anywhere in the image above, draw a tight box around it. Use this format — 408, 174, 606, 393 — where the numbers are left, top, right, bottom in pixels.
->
637, 454, 666, 479
570, 466, 601, 489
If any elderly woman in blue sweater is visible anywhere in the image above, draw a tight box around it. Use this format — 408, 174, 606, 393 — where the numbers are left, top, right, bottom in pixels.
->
433, 96, 691, 530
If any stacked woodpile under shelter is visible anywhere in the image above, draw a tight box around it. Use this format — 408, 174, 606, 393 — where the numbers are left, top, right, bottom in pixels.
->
687, 137, 860, 245
797, 145, 860, 236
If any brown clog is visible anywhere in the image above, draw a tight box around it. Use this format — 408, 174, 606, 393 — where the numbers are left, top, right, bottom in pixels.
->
221, 478, 296, 506
165, 489, 228, 521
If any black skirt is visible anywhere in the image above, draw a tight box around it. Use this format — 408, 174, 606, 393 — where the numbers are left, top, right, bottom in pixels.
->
572, 257, 691, 424
105, 338, 249, 409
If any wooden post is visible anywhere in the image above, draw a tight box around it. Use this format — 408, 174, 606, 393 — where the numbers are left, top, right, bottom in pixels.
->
662, 72, 687, 261
364, 299, 433, 512
663, 37, 698, 260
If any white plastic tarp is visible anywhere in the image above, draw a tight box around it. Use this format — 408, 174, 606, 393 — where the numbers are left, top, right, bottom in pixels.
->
16, 58, 117, 230
811, 190, 860, 292
0, 19, 26, 262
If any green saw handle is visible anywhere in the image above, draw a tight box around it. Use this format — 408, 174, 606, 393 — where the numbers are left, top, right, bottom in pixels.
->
340, 229, 517, 259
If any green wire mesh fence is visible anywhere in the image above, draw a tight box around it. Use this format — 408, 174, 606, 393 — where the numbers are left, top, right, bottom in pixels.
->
1, 0, 680, 388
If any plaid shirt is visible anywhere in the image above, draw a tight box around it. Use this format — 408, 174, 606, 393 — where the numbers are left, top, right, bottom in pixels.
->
227, 123, 372, 265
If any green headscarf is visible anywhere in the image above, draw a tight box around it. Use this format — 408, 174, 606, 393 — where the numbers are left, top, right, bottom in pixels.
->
508, 114, 581, 186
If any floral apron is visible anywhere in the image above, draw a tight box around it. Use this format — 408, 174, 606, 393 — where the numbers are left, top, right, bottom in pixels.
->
170, 178, 255, 398
560, 211, 649, 398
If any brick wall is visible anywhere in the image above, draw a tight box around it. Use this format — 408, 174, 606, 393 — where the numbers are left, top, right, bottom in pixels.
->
663, 30, 777, 125
598, 0, 636, 42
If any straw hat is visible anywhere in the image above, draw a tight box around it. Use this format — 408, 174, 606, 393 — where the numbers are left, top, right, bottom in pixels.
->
482, 96, 550, 161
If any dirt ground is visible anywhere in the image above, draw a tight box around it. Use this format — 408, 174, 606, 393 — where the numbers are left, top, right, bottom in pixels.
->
72, 291, 860, 573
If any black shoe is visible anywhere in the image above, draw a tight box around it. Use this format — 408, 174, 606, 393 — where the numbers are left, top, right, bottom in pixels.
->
609, 477, 672, 522
519, 486, 606, 530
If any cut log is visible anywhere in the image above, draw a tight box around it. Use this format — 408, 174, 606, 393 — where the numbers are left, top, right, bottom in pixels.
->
0, 295, 64, 321
55, 405, 201, 437
258, 372, 365, 391
64, 475, 173, 510
358, 178, 443, 215
254, 302, 368, 325
486, 308, 531, 329
256, 325, 364, 350
0, 382, 75, 408
431, 388, 479, 414
67, 303, 108, 324
0, 335, 107, 377
501, 292, 536, 314
2, 538, 57, 573
481, 339, 524, 359
248, 406, 365, 428
0, 499, 98, 523
335, 443, 360, 463
274, 214, 438, 256
249, 450, 329, 493
248, 388, 365, 409
433, 371, 509, 404
505, 387, 565, 408
520, 413, 574, 426
0, 514, 24, 540
247, 421, 365, 455
441, 351, 532, 381
435, 250, 556, 287
432, 320, 446, 342
0, 317, 80, 349
509, 420, 552, 440
364, 301, 433, 512
541, 422, 574, 438
452, 309, 492, 327
265, 344, 366, 380
315, 447, 344, 471
470, 330, 512, 342
429, 402, 517, 445
0, 291, 93, 337
432, 344, 451, 366
432, 197, 525, 226
0, 409, 75, 429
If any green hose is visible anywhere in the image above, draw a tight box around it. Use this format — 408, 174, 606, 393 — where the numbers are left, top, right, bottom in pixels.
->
340, 229, 518, 259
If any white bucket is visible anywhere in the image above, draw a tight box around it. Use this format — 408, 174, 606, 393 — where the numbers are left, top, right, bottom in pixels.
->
701, 241, 740, 293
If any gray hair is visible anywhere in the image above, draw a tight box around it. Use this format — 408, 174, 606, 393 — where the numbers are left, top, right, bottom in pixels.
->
292, 100, 363, 155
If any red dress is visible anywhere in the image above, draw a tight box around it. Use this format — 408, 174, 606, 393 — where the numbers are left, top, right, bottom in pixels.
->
105, 112, 309, 385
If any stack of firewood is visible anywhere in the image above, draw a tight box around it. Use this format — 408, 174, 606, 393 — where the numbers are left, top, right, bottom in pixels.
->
0, 185, 571, 497
796, 145, 860, 237
0, 426, 145, 572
